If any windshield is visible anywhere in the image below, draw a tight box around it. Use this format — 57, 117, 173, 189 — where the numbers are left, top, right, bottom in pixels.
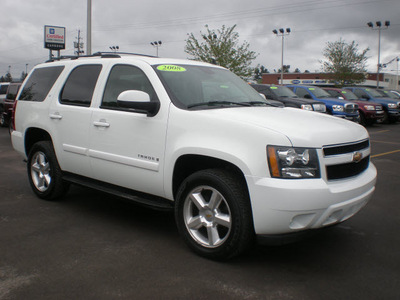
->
270, 86, 298, 98
308, 87, 332, 98
154, 64, 270, 109
341, 90, 358, 100
366, 88, 386, 97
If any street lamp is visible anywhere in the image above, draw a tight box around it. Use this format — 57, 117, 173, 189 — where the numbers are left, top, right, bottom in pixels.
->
367, 21, 390, 88
150, 41, 162, 57
273, 28, 291, 85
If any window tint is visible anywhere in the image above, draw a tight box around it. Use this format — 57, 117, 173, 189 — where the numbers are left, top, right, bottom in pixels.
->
353, 89, 366, 98
102, 65, 157, 109
60, 65, 102, 107
0, 84, 9, 94
294, 88, 310, 98
6, 84, 21, 100
19, 66, 64, 102
326, 90, 341, 98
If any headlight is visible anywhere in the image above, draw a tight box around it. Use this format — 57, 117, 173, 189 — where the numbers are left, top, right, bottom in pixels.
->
267, 146, 320, 179
301, 104, 313, 111
332, 105, 344, 112
388, 103, 397, 108
363, 105, 375, 111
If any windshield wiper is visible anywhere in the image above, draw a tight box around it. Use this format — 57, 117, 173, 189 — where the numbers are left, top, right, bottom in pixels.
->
187, 101, 251, 108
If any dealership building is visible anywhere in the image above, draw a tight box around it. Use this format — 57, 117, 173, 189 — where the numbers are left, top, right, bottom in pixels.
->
261, 72, 399, 89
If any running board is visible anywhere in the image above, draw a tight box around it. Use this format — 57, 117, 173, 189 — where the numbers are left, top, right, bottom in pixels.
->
62, 173, 174, 211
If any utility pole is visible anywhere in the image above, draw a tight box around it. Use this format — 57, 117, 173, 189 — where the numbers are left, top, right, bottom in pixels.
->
74, 30, 84, 56
87, 0, 92, 55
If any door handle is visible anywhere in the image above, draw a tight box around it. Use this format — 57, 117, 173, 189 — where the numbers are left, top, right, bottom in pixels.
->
93, 120, 110, 128
49, 113, 63, 120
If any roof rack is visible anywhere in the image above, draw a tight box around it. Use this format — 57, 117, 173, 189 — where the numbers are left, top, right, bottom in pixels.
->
45, 52, 156, 63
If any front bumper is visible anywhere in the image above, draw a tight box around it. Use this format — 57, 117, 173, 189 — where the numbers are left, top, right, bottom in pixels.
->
246, 163, 377, 235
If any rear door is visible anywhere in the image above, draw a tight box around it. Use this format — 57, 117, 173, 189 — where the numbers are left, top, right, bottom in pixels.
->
49, 64, 102, 177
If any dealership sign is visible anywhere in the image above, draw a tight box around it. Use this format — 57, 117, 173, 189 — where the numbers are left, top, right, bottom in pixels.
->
44, 25, 65, 50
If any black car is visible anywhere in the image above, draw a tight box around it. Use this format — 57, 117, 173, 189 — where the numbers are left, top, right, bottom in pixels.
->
251, 84, 326, 113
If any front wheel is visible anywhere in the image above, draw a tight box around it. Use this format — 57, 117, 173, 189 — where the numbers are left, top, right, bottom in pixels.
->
175, 169, 254, 260
27, 141, 69, 200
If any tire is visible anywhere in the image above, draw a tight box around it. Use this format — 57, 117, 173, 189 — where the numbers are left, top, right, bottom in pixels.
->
175, 169, 254, 260
0, 113, 6, 127
27, 141, 69, 200
359, 112, 366, 126
382, 111, 390, 124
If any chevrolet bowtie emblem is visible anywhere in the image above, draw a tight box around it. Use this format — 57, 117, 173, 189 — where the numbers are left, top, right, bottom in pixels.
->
352, 151, 363, 163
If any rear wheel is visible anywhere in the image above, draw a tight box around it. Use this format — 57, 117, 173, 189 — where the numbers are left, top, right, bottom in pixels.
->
175, 169, 254, 260
27, 141, 69, 200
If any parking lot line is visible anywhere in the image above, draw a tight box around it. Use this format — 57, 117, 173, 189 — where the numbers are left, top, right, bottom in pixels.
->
371, 149, 400, 158
371, 140, 400, 145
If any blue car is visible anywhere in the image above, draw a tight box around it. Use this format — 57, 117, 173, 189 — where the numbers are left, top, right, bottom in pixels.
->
287, 85, 359, 122
343, 87, 400, 123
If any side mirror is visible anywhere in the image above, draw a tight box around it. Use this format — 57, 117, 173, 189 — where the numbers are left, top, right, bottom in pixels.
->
303, 94, 312, 99
117, 90, 160, 117
338, 96, 344, 100
361, 95, 370, 100
259, 93, 266, 99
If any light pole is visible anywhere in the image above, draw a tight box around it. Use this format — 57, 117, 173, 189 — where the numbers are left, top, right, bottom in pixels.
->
273, 28, 291, 85
109, 46, 119, 53
150, 41, 162, 57
367, 21, 390, 88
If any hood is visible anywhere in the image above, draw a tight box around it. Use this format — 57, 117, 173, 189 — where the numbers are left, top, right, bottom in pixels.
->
316, 97, 352, 106
277, 96, 324, 105
205, 106, 368, 148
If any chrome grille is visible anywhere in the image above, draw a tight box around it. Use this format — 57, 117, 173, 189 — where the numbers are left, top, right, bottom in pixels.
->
323, 139, 370, 180
344, 103, 358, 114
312, 104, 326, 112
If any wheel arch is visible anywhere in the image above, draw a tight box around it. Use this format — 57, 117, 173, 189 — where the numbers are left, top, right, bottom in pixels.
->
24, 127, 53, 157
172, 154, 248, 200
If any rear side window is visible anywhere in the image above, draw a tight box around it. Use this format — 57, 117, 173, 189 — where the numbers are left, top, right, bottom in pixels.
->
294, 87, 310, 98
19, 66, 64, 102
0, 84, 9, 94
6, 84, 21, 100
60, 65, 102, 107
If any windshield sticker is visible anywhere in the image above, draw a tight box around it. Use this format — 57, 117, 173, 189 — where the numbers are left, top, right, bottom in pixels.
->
309, 88, 315, 90
157, 65, 186, 72
270, 87, 278, 89
220, 85, 229, 89
342, 91, 347, 94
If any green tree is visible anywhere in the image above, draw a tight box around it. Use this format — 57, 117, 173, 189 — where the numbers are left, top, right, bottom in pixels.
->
185, 24, 258, 78
20, 71, 27, 81
254, 65, 269, 82
321, 39, 369, 86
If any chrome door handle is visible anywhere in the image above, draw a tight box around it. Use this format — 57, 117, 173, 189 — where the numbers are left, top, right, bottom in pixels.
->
49, 113, 63, 120
93, 120, 110, 128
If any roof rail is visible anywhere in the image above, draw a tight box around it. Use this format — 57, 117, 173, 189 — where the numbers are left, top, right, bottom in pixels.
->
45, 51, 156, 63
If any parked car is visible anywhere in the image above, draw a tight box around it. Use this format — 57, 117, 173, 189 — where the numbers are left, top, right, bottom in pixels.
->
343, 87, 400, 123
1, 82, 21, 127
287, 85, 359, 121
376, 89, 400, 100
252, 84, 326, 113
323, 88, 384, 126
11, 53, 376, 260
0, 82, 10, 116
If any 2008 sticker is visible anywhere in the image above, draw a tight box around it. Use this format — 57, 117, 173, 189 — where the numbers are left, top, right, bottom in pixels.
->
157, 65, 186, 72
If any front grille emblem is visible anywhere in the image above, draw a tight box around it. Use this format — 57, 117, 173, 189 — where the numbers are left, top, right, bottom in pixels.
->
352, 151, 363, 163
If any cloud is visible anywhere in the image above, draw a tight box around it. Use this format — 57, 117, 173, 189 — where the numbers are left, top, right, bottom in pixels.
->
1, 0, 399, 78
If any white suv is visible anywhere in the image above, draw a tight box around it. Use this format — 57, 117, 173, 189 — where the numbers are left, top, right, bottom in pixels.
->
11, 53, 377, 259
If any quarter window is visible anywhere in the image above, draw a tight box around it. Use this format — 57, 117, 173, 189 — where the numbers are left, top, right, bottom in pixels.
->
19, 66, 64, 102
102, 65, 157, 109
60, 65, 102, 107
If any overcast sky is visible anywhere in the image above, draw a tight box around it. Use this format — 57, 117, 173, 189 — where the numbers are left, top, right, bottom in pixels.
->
1, 0, 399, 79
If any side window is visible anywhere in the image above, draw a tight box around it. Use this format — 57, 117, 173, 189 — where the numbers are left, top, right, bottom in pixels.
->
19, 66, 64, 102
102, 64, 157, 109
326, 90, 341, 98
60, 65, 102, 107
295, 88, 310, 98
353, 89, 366, 98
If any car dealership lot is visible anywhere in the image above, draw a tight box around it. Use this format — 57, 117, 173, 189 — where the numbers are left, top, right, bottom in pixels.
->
1, 124, 399, 300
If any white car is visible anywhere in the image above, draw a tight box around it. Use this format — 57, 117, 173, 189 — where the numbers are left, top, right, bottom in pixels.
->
11, 53, 377, 260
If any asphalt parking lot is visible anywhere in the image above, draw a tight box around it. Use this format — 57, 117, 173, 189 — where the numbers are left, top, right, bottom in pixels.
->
1, 123, 399, 300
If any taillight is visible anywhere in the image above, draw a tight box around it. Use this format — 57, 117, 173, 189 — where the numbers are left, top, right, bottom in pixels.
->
11, 100, 17, 131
